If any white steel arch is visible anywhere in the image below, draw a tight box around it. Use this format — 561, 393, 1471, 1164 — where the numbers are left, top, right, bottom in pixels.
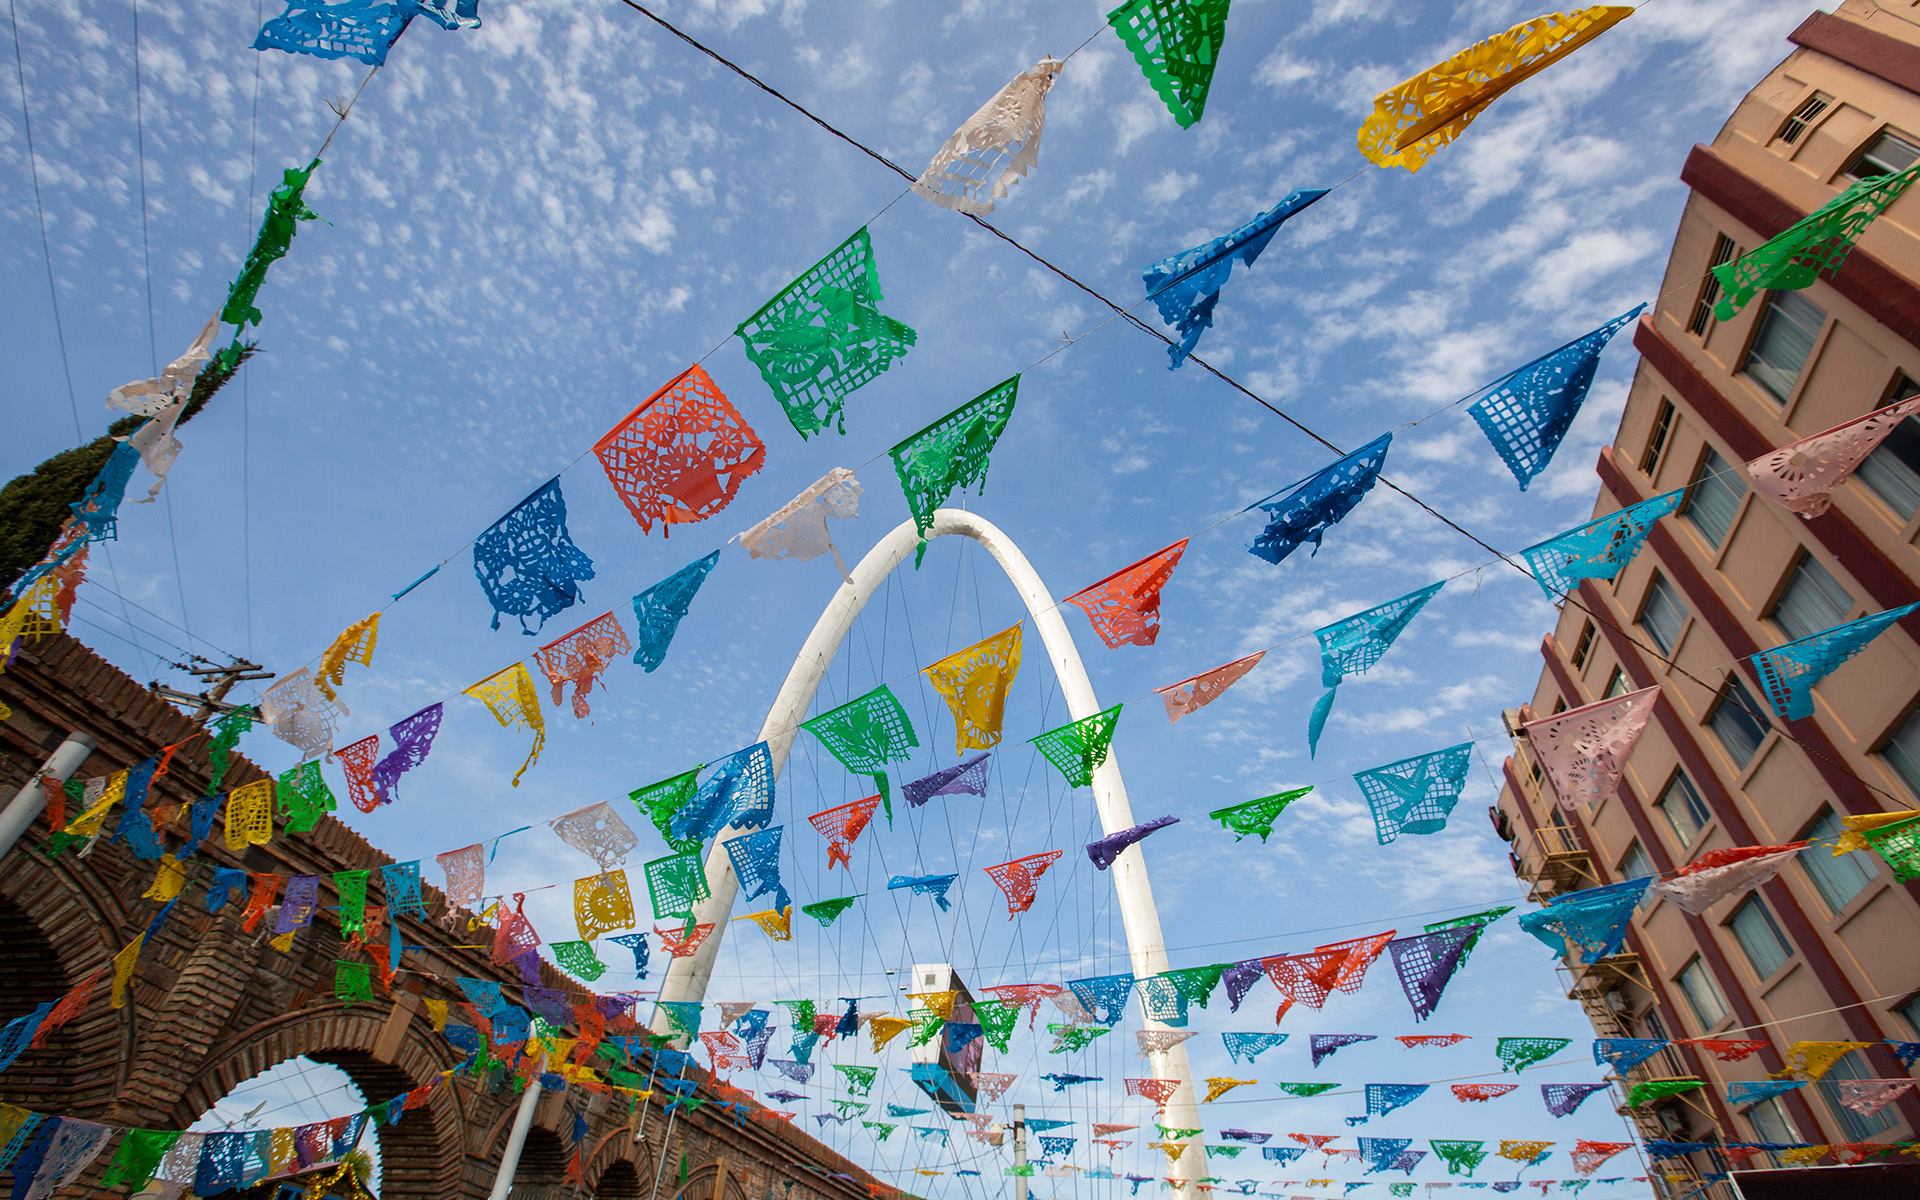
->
656, 507, 1201, 1182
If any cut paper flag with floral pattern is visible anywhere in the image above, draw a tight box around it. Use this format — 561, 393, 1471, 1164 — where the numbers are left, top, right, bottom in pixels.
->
258, 667, 341, 762
535, 611, 630, 719
313, 612, 379, 703
1144, 189, 1328, 369
1066, 541, 1189, 648
903, 754, 992, 809
1139, 1030, 1201, 1057
1384, 924, 1479, 1022
1356, 7, 1632, 172
1522, 686, 1659, 810
1310, 1033, 1376, 1068
1468, 306, 1644, 489
801, 686, 918, 822
890, 376, 1020, 564
464, 662, 546, 787
1354, 743, 1472, 845
1209, 786, 1309, 843
1713, 162, 1920, 320
1431, 1140, 1489, 1178
734, 907, 792, 941
809, 796, 883, 871
1068, 974, 1136, 1026
1649, 843, 1809, 915
1451, 1083, 1516, 1102
1753, 603, 1920, 721
632, 551, 720, 672
1308, 582, 1443, 755
643, 850, 711, 929
371, 705, 442, 806
632, 766, 704, 856
801, 896, 862, 927
1517, 876, 1650, 961
735, 227, 915, 439
473, 478, 595, 634
1541, 1083, 1610, 1118
255, 0, 476, 67
1568, 1140, 1631, 1177
924, 625, 1021, 754
1775, 1039, 1873, 1081
984, 851, 1064, 918
594, 364, 765, 535
674, 743, 776, 845
1863, 814, 1920, 882
1106, 0, 1232, 128
1348, 1084, 1428, 1126
548, 801, 639, 872
1836, 1080, 1914, 1119
1248, 434, 1390, 565
575, 868, 636, 942
913, 59, 1063, 215
1748, 397, 1920, 518
1592, 1038, 1666, 1073
1157, 651, 1263, 724
723, 826, 790, 914
740, 468, 864, 583
1223, 1033, 1286, 1064
217, 158, 321, 353
1520, 489, 1685, 598
888, 873, 960, 911
1265, 932, 1395, 1013
1088, 815, 1179, 870
1031, 705, 1123, 788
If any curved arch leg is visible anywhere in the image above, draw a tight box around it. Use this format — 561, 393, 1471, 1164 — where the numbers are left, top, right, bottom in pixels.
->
654, 509, 1201, 1185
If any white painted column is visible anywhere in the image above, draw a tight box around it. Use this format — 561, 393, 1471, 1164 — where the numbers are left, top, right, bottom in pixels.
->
0, 731, 96, 860
488, 1063, 546, 1200
655, 509, 1202, 1187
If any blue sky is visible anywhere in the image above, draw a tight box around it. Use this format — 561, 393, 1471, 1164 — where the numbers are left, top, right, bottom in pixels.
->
4, 0, 1819, 1191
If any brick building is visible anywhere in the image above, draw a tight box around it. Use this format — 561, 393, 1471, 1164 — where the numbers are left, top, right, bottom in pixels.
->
0, 630, 896, 1200
1493, 2, 1920, 1194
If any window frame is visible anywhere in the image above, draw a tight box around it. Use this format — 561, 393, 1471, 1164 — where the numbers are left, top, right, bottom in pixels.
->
1725, 895, 1795, 982
1687, 241, 1739, 338
1774, 92, 1833, 147
1619, 840, 1655, 883
1741, 290, 1828, 405
1674, 956, 1731, 1032
1708, 674, 1772, 771
1656, 770, 1712, 848
1766, 552, 1853, 643
1882, 703, 1920, 802
1569, 620, 1597, 670
1799, 808, 1879, 914
1604, 666, 1631, 699
1637, 573, 1687, 656
1682, 447, 1746, 551
1845, 128, 1920, 180
1856, 373, 1920, 522
1816, 1050, 1899, 1139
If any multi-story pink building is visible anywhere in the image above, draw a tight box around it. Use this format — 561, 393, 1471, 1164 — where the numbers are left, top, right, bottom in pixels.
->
1494, 3, 1920, 1193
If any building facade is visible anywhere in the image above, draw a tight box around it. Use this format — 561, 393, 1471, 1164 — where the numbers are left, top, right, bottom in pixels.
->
1493, 1, 1920, 1192
0, 631, 895, 1200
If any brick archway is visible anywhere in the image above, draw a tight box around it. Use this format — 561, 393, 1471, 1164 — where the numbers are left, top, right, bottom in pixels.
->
594, 1157, 643, 1199
172, 1007, 469, 1197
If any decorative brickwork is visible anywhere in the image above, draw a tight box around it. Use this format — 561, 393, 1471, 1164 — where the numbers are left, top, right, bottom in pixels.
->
0, 634, 886, 1200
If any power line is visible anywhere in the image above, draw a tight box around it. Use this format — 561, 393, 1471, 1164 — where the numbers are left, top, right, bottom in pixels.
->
5, 0, 81, 441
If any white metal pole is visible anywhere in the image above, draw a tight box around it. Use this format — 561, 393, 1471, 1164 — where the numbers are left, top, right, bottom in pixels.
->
0, 731, 95, 860
1012, 1103, 1027, 1200
654, 510, 1202, 1187
488, 1057, 546, 1200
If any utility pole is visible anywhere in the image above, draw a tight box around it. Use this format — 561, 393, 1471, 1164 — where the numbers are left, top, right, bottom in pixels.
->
149, 655, 273, 724
1012, 1103, 1027, 1200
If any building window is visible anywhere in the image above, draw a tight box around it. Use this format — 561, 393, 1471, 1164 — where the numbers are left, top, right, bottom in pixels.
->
1604, 666, 1631, 698
1687, 239, 1741, 336
1856, 377, 1920, 521
1800, 809, 1877, 913
1726, 896, 1794, 980
1743, 291, 1827, 403
1639, 574, 1687, 655
1899, 993, 1920, 1038
1847, 130, 1920, 179
1657, 771, 1712, 846
1818, 1050, 1899, 1139
1570, 620, 1597, 669
1768, 554, 1852, 642
1886, 707, 1920, 800
1684, 448, 1746, 549
1776, 92, 1833, 145
1675, 957, 1730, 1030
1639, 398, 1678, 471
1709, 676, 1771, 769
1620, 840, 1655, 882
1743, 1095, 1801, 1148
